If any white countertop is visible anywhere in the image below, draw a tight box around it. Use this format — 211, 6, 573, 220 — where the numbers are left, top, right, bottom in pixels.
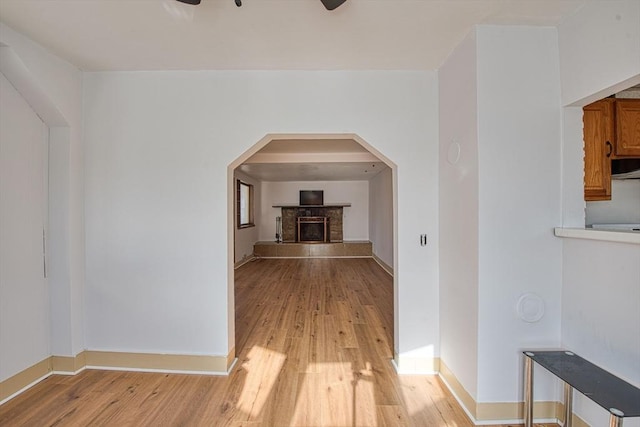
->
554, 227, 640, 244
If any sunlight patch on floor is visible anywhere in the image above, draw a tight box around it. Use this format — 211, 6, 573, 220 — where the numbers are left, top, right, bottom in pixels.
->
290, 361, 378, 426
237, 345, 287, 417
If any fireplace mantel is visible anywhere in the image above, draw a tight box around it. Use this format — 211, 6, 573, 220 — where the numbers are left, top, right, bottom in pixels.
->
272, 203, 351, 208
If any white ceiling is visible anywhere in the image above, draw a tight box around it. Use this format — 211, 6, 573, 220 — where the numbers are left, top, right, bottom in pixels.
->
238, 161, 388, 181
258, 138, 369, 154
0, 0, 585, 72
0, 0, 586, 181
239, 137, 388, 181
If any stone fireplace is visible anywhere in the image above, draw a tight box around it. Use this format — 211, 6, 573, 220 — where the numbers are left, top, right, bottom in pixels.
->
274, 204, 350, 243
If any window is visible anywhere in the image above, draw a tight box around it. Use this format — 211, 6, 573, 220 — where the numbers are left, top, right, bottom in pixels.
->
237, 180, 254, 228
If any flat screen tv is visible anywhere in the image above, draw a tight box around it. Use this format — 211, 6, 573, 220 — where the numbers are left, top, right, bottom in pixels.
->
300, 190, 324, 206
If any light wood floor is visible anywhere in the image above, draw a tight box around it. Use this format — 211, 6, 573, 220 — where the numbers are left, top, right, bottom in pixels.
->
0, 258, 556, 426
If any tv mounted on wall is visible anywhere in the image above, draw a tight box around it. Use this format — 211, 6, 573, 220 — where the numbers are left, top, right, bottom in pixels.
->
300, 190, 324, 206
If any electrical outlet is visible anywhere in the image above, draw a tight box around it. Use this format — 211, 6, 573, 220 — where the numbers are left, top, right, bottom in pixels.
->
420, 234, 427, 246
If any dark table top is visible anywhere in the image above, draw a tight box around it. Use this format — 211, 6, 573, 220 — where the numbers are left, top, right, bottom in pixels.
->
524, 350, 640, 418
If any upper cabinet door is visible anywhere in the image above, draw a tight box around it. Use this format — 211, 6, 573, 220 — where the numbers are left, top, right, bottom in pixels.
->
583, 99, 614, 201
615, 99, 640, 157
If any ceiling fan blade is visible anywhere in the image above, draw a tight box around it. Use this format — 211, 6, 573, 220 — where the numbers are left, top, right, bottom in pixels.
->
175, 0, 345, 10
320, 0, 347, 10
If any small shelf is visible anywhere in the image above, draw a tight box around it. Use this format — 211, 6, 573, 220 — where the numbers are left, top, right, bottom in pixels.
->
524, 350, 640, 418
554, 227, 640, 244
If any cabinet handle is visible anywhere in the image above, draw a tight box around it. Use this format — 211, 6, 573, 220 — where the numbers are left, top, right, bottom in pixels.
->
606, 141, 612, 157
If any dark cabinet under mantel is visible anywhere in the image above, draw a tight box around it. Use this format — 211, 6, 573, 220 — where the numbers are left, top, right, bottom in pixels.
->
297, 216, 329, 243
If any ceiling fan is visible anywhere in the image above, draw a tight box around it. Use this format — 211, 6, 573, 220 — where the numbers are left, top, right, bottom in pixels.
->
176, 0, 347, 10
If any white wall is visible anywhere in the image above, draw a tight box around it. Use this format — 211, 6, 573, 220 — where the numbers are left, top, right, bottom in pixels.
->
476, 26, 563, 403
586, 180, 640, 226
0, 72, 50, 381
438, 29, 480, 400
562, 239, 640, 427
557, 3, 640, 426
0, 23, 85, 359
438, 25, 564, 410
560, 106, 586, 228
83, 70, 439, 364
558, 0, 640, 106
369, 168, 393, 267
259, 180, 369, 242
234, 170, 261, 263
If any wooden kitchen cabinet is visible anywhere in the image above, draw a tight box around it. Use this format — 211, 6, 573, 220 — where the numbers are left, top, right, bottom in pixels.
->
583, 99, 614, 201
583, 98, 640, 201
614, 99, 640, 157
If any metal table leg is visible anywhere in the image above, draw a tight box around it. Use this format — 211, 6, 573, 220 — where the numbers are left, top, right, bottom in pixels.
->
609, 408, 625, 427
609, 415, 623, 427
524, 352, 534, 427
564, 382, 573, 427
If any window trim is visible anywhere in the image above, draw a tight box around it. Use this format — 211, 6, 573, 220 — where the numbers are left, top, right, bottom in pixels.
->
236, 179, 255, 229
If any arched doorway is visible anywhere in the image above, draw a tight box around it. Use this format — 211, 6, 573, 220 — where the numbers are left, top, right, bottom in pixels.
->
227, 133, 398, 362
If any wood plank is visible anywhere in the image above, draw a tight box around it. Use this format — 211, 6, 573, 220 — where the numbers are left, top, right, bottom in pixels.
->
377, 404, 412, 426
